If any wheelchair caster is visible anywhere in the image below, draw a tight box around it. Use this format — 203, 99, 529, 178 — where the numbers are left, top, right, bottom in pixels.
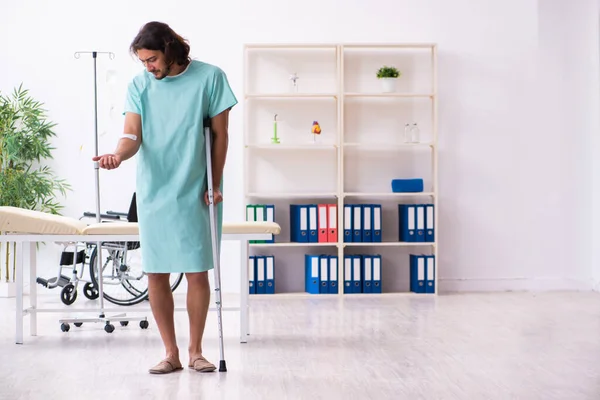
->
140, 320, 149, 329
83, 282, 99, 300
74, 322, 83, 327
104, 323, 115, 333
120, 321, 129, 327
60, 284, 77, 305
60, 323, 70, 332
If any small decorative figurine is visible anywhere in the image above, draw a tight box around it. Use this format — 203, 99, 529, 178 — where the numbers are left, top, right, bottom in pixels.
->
271, 114, 280, 144
289, 73, 299, 92
311, 120, 321, 143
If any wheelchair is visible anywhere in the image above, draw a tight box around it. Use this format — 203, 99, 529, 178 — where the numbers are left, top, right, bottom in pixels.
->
36, 193, 183, 306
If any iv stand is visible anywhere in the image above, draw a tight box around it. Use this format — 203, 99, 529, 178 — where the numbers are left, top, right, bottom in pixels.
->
58, 51, 148, 333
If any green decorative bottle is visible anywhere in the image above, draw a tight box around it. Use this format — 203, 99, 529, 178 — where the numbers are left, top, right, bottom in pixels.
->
271, 114, 280, 144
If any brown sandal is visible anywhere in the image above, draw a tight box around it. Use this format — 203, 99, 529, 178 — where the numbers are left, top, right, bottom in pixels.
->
149, 358, 183, 374
188, 355, 216, 372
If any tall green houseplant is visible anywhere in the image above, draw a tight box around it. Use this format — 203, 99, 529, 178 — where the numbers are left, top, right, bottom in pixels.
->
0, 84, 71, 286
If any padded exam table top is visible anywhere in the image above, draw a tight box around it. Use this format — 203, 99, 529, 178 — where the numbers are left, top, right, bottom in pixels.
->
0, 206, 281, 236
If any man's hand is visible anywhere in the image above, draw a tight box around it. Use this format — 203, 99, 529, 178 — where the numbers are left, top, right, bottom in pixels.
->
204, 187, 223, 205
93, 154, 122, 170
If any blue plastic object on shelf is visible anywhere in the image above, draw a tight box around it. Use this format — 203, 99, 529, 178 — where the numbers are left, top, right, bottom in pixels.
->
391, 179, 424, 193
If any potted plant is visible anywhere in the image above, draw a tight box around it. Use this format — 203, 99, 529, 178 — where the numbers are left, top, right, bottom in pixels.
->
376, 65, 401, 93
0, 84, 71, 297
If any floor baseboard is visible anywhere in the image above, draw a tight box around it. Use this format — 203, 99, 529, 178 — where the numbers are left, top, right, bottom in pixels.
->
440, 277, 592, 292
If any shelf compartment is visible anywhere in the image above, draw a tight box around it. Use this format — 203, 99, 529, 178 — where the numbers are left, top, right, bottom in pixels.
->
343, 246, 436, 294
342, 45, 434, 95
246, 149, 338, 195
343, 148, 432, 194
245, 46, 338, 95
343, 95, 434, 144
248, 246, 339, 295
245, 197, 339, 244
246, 96, 338, 146
342, 198, 435, 245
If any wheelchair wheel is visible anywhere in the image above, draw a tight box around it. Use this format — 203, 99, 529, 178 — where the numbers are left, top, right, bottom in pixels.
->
88, 243, 183, 306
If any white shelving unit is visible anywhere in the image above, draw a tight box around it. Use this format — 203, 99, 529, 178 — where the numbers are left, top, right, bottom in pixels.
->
243, 43, 438, 297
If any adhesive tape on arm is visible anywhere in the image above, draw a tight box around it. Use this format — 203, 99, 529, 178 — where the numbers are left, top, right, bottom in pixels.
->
122, 133, 137, 141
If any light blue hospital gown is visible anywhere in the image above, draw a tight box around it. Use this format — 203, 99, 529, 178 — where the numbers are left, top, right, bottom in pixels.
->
123, 60, 238, 274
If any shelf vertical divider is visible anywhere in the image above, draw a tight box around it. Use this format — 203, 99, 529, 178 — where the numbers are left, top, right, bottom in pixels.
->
338, 44, 346, 296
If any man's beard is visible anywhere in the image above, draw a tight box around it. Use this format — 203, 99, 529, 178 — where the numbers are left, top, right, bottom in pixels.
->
153, 64, 171, 80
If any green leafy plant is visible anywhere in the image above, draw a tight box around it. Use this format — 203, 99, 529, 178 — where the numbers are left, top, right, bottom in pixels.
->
0, 84, 70, 213
376, 65, 401, 79
0, 84, 71, 283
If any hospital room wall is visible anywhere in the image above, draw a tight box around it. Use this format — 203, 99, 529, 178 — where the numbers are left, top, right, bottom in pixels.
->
0, 0, 599, 295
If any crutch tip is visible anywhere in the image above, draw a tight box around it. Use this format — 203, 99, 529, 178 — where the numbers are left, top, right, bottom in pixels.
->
219, 360, 227, 372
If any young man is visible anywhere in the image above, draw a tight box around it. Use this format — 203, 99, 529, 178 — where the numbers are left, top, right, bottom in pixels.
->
93, 21, 237, 374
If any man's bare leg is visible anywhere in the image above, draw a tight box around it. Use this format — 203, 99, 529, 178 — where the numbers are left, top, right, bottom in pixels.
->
147, 273, 181, 373
186, 271, 215, 371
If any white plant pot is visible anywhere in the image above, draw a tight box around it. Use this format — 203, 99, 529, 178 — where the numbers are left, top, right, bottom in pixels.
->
0, 281, 16, 298
380, 78, 397, 93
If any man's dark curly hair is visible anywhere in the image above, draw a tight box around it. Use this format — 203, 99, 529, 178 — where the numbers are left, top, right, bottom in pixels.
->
130, 21, 191, 66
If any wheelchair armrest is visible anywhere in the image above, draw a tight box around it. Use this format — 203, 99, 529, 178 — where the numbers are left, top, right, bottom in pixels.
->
106, 211, 129, 217
82, 211, 122, 220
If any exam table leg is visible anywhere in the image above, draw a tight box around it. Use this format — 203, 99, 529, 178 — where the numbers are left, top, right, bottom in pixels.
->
16, 242, 23, 344
29, 242, 37, 337
240, 240, 249, 343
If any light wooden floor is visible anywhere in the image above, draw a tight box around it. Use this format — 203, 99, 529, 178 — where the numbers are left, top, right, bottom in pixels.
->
1, 291, 600, 399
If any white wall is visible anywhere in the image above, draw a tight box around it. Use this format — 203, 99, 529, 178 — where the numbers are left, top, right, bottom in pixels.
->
1, 0, 598, 294
594, 0, 600, 291
535, 0, 600, 292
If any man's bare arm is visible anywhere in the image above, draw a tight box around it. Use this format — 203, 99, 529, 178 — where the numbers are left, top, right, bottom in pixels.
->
93, 112, 142, 169
209, 109, 230, 189
115, 112, 143, 161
